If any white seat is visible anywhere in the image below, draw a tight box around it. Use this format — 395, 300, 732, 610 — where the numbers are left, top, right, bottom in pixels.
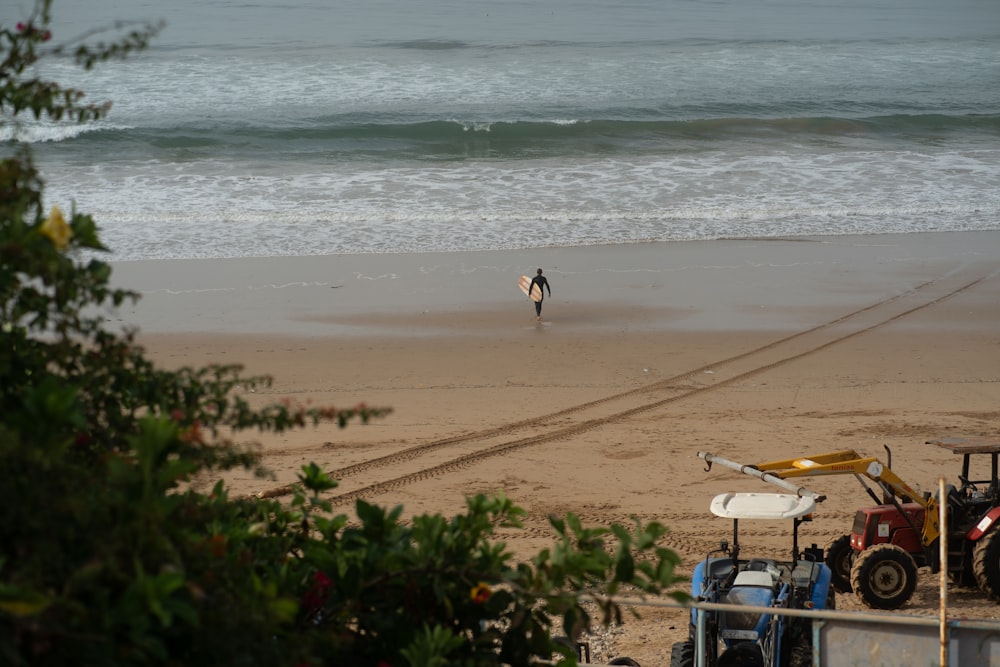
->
733, 570, 774, 587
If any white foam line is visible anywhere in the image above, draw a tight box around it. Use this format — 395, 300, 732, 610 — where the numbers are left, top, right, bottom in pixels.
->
247, 282, 334, 290
354, 273, 400, 280
158, 287, 237, 295
152, 282, 336, 295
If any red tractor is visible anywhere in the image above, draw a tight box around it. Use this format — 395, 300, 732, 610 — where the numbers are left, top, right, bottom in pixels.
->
700, 438, 1000, 610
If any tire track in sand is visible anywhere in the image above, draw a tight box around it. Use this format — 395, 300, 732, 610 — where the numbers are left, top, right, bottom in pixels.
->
251, 266, 990, 505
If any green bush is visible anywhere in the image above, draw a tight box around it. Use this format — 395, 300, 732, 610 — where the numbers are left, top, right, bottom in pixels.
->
1, 3, 685, 665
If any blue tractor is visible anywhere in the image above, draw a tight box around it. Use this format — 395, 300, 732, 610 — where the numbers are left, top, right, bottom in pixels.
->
671, 493, 834, 667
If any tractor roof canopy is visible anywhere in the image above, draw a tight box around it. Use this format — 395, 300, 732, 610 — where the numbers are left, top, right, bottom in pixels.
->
710, 492, 816, 520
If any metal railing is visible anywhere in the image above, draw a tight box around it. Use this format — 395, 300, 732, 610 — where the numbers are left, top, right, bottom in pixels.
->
573, 592, 1000, 666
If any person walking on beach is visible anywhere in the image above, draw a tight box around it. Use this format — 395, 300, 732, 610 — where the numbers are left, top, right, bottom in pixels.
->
528, 268, 551, 321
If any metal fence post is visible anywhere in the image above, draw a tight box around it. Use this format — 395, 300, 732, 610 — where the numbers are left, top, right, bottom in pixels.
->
939, 477, 948, 667
695, 606, 706, 667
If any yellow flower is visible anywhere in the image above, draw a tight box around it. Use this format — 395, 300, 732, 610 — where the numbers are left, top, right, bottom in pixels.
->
40, 206, 72, 250
470, 582, 492, 604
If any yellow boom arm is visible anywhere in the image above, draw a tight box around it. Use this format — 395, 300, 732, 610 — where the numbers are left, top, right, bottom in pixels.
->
698, 450, 941, 545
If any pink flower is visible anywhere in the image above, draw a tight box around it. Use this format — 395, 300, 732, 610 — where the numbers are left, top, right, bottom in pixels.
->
301, 571, 334, 614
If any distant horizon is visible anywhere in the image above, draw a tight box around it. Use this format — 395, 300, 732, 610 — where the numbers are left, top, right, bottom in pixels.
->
46, 0, 1000, 49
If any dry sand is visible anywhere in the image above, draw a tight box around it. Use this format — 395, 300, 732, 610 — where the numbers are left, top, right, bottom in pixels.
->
116, 232, 1000, 664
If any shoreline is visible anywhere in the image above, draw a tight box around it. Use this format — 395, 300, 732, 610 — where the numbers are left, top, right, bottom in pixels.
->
111, 230, 999, 337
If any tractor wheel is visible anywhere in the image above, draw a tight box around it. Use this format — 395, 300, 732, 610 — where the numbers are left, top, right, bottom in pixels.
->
850, 543, 918, 610
789, 642, 814, 667
609, 658, 641, 666
973, 529, 1000, 601
825, 534, 855, 593
669, 641, 695, 667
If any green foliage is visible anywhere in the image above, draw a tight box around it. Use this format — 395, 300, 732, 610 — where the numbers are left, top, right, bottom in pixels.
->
1, 0, 163, 122
1, 3, 686, 665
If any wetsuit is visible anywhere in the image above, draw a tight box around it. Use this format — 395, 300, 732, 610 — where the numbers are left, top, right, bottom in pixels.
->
528, 274, 551, 317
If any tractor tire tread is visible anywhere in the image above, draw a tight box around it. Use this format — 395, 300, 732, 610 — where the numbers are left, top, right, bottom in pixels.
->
825, 533, 855, 594
850, 543, 918, 610
669, 640, 695, 667
972, 529, 1000, 601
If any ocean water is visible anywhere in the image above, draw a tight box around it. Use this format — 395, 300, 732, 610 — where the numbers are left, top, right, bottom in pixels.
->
9, 0, 1000, 260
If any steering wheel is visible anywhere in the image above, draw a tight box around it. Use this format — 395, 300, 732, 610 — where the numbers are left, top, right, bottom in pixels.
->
959, 475, 979, 494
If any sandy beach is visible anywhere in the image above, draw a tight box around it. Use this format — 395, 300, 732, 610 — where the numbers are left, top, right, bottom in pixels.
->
116, 231, 1000, 664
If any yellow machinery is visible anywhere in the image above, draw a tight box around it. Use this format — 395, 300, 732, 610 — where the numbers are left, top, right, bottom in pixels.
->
699, 439, 1000, 610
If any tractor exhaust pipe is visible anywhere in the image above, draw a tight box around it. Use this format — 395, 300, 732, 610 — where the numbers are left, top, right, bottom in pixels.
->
883, 444, 894, 505
698, 451, 827, 502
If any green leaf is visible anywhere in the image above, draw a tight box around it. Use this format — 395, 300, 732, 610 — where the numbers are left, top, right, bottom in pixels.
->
614, 550, 635, 582
0, 584, 50, 618
268, 597, 299, 625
